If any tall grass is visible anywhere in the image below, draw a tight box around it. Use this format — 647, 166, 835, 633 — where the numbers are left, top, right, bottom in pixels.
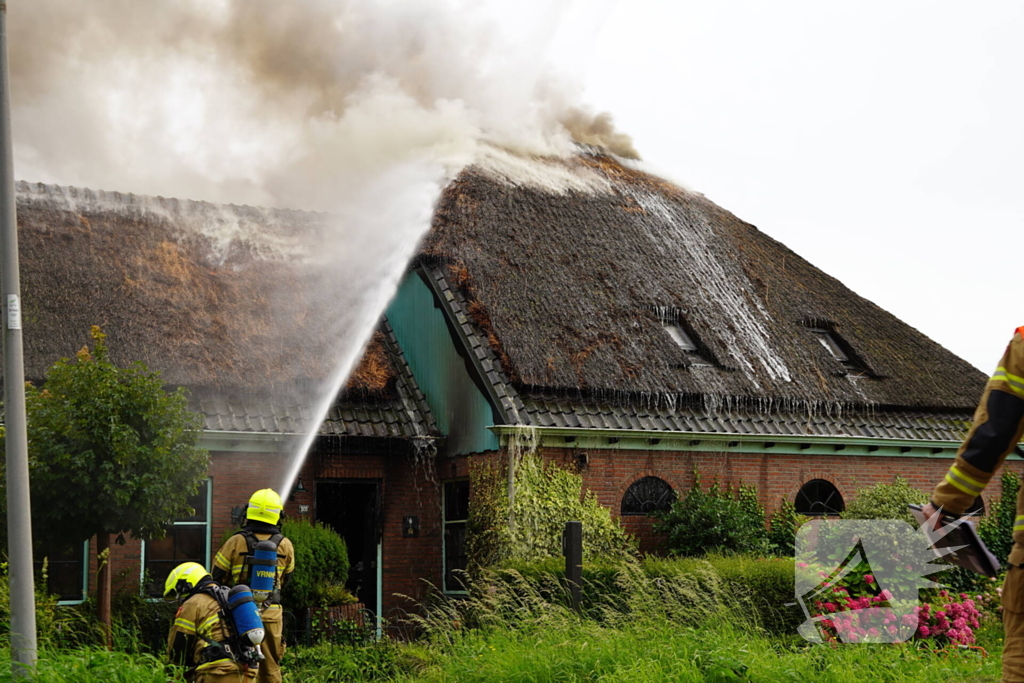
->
0, 649, 181, 683
398, 560, 1002, 682
0, 557, 1005, 682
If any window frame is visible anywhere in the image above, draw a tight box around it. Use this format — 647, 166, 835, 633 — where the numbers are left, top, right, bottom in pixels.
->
442, 478, 470, 596
660, 318, 715, 368
620, 476, 677, 516
140, 478, 212, 597
37, 540, 89, 606
804, 323, 873, 377
794, 479, 845, 517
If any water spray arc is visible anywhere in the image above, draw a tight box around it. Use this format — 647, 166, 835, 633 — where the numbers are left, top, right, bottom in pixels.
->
277, 165, 444, 497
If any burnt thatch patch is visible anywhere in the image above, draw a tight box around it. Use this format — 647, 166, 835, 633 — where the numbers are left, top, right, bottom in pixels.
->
12, 182, 397, 401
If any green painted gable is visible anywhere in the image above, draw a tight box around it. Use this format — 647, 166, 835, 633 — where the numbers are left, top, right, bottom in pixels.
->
386, 271, 499, 455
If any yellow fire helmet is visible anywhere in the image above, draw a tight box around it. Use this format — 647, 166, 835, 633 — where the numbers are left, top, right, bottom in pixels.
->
163, 562, 210, 601
247, 488, 283, 525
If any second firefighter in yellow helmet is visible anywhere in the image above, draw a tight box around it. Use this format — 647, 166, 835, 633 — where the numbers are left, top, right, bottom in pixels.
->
213, 489, 295, 683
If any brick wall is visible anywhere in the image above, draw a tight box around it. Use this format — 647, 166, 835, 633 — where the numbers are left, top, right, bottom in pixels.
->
540, 447, 1024, 553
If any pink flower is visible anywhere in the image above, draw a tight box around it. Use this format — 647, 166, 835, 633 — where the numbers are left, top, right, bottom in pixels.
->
864, 575, 875, 584
919, 625, 931, 637
797, 562, 809, 569
888, 624, 898, 635
880, 589, 893, 600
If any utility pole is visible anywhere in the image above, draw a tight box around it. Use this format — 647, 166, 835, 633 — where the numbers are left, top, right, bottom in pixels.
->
0, 2, 38, 676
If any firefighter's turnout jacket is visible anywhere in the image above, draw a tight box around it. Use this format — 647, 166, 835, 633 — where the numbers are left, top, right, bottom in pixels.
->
167, 589, 256, 682
930, 327, 1024, 562
213, 525, 295, 683
930, 327, 1024, 683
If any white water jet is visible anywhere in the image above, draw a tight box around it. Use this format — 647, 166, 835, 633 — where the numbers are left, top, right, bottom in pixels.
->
277, 158, 451, 495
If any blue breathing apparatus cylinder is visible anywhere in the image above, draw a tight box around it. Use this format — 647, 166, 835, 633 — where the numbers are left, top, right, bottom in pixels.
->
250, 540, 279, 604
227, 585, 265, 645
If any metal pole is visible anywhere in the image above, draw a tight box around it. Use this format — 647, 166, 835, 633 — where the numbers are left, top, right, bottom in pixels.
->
0, 2, 38, 675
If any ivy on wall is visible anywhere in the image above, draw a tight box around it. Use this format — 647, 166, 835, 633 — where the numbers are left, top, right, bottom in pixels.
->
468, 429, 635, 568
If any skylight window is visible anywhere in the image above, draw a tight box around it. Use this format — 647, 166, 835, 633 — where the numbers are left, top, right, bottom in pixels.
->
663, 322, 713, 367
807, 326, 871, 376
664, 323, 697, 352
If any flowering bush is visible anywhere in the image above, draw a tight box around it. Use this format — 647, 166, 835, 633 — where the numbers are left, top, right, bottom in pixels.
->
805, 572, 983, 645
914, 590, 983, 645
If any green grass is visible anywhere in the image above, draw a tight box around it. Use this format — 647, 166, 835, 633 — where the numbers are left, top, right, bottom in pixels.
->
398, 619, 1002, 683
0, 648, 181, 683
0, 620, 1002, 683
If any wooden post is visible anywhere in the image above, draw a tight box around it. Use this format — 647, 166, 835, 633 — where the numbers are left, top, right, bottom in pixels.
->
563, 521, 582, 614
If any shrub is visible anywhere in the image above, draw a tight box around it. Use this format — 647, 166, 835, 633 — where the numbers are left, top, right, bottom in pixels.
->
654, 476, 770, 557
766, 499, 807, 556
979, 470, 1019, 567
701, 555, 801, 635
280, 519, 350, 612
468, 437, 634, 567
487, 555, 800, 637
840, 476, 926, 524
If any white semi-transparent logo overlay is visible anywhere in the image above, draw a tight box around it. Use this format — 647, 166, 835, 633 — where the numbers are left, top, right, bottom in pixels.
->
794, 514, 962, 644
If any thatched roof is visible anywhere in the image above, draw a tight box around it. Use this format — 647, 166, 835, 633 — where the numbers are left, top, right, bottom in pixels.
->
10, 148, 985, 434
421, 152, 986, 413
12, 182, 417, 418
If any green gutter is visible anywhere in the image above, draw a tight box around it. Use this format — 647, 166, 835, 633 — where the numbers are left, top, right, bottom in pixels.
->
487, 425, 994, 459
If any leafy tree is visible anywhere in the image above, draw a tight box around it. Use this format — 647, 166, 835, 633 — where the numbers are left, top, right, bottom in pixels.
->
10, 326, 208, 640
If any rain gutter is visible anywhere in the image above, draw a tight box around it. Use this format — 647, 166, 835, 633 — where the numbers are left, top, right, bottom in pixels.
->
487, 425, 994, 459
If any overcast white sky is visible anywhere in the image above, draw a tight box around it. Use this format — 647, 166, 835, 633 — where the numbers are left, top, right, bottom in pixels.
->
572, 1, 1023, 372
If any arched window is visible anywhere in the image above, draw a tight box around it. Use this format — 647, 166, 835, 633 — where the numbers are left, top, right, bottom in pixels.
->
795, 479, 844, 516
621, 477, 676, 516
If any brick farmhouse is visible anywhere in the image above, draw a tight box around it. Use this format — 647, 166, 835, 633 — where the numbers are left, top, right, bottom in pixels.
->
9, 150, 1011, 624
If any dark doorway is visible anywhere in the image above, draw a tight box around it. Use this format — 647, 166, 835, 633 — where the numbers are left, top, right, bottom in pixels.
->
315, 481, 381, 616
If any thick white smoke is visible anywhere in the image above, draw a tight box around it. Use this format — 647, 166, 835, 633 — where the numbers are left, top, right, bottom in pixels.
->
10, 0, 635, 210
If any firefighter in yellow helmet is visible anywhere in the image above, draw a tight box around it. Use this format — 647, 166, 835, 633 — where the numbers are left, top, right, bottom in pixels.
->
213, 489, 295, 683
165, 562, 259, 682
923, 327, 1024, 682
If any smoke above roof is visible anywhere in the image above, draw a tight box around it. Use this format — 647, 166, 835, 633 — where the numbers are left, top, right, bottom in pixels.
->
9, 0, 637, 210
